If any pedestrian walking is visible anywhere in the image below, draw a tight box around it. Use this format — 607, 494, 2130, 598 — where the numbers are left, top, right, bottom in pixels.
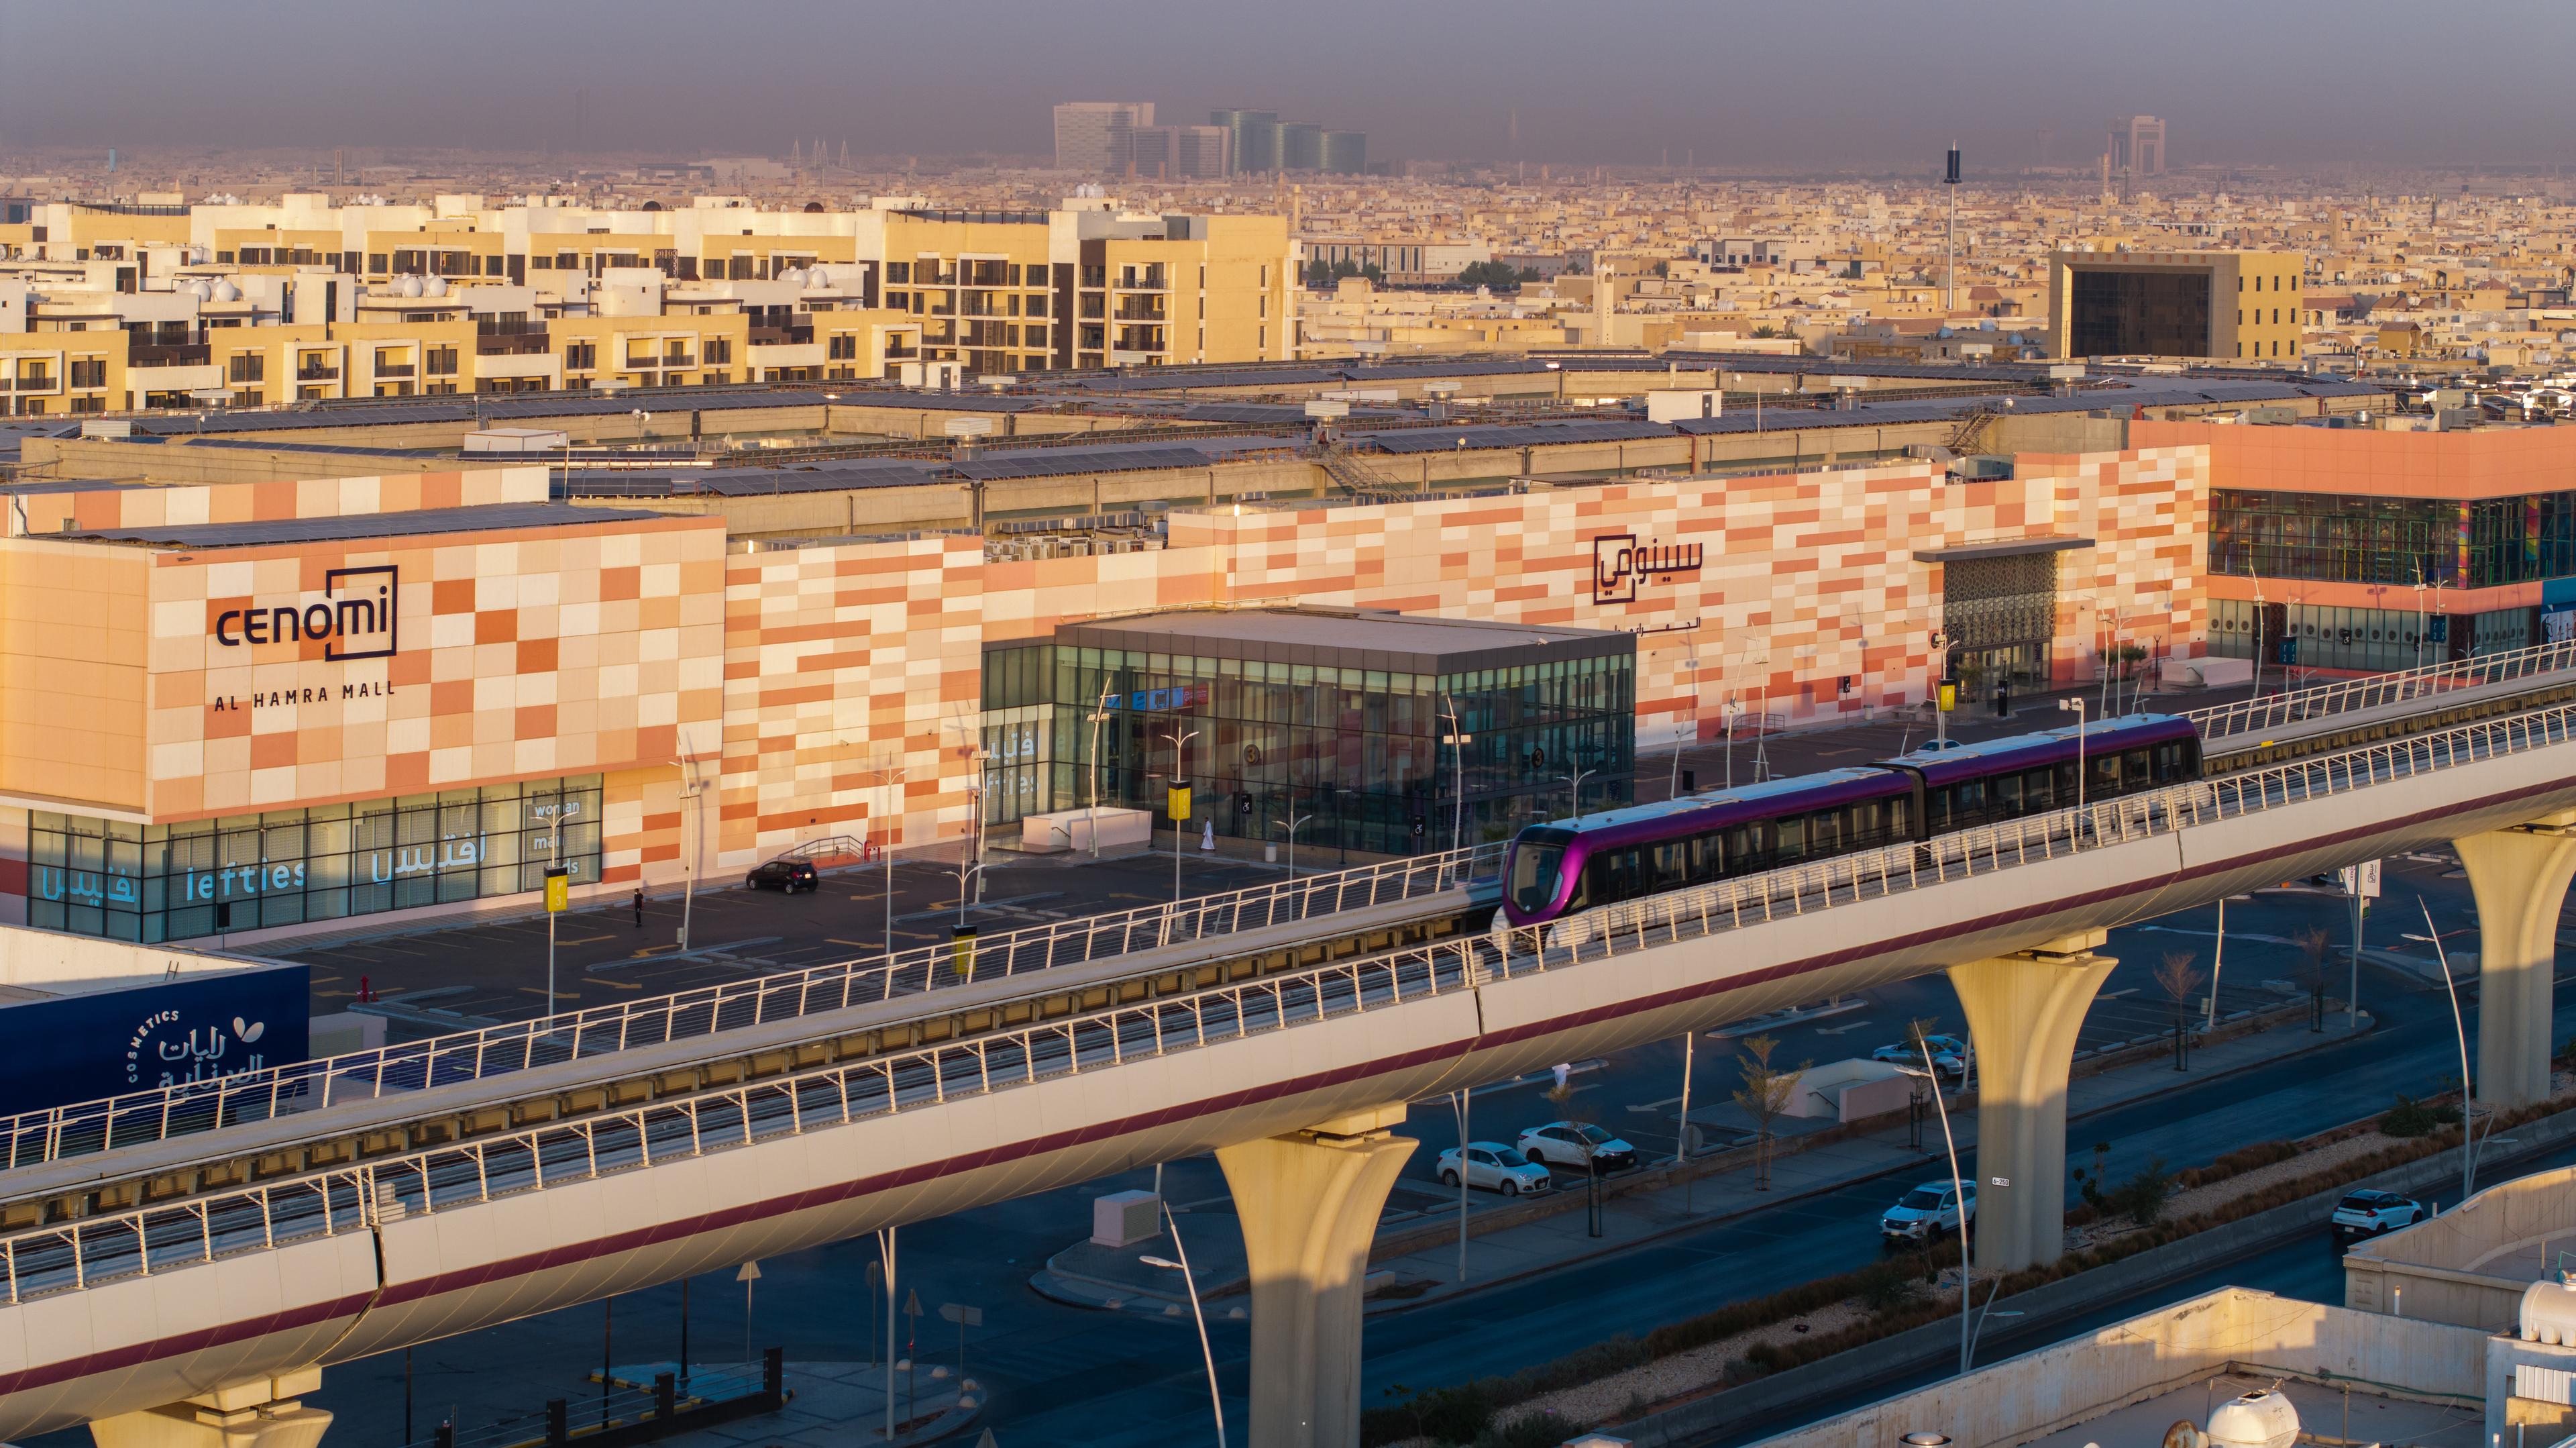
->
631, 887, 645, 928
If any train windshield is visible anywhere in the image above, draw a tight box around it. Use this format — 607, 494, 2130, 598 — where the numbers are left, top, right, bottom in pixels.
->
1507, 833, 1571, 915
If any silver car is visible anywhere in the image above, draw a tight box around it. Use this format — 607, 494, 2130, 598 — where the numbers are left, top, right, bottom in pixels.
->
1435, 1141, 1554, 1196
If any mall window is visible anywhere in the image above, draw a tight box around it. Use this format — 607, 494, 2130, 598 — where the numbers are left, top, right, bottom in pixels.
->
981, 618, 1635, 856
25, 776, 605, 944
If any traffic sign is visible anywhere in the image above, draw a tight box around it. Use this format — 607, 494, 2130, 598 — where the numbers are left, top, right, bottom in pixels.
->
2339, 860, 2382, 898
938, 1302, 983, 1327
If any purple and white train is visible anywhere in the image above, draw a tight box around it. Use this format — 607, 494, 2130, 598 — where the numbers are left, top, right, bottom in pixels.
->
1499, 714, 2202, 927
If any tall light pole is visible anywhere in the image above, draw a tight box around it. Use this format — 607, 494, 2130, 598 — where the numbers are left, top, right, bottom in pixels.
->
1085, 685, 1114, 859
1943, 143, 1962, 312
1141, 1202, 1227, 1448
2057, 697, 2088, 829
672, 753, 704, 953
1161, 725, 1199, 907
1440, 690, 1472, 853
1280, 809, 1313, 883
1558, 768, 1596, 820
1899, 1041, 1974, 1377
2423, 898, 2480, 1204
873, 759, 908, 956
1669, 656, 1699, 796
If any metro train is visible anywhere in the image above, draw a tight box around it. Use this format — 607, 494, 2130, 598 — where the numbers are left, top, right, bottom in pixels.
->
1493, 651, 2576, 928
1499, 714, 2202, 927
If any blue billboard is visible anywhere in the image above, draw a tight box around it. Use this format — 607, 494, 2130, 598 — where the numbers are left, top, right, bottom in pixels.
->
0, 964, 310, 1117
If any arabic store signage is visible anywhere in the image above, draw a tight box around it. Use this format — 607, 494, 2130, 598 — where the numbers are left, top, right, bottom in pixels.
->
35, 830, 511, 913
1591, 533, 1704, 605
0, 964, 309, 1117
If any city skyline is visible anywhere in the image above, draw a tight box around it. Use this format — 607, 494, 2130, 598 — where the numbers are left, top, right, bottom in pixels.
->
8, 0, 2576, 170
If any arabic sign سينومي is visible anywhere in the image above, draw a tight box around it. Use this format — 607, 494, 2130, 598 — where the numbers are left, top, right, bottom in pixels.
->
1591, 533, 1704, 605
0, 963, 310, 1117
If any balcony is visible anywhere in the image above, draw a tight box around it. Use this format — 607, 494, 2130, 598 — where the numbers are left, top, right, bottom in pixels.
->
4, 372, 53, 393
374, 364, 416, 379
476, 331, 550, 356
296, 365, 340, 382
1113, 299, 1167, 321
129, 343, 209, 368
747, 325, 814, 347
1115, 268, 1168, 291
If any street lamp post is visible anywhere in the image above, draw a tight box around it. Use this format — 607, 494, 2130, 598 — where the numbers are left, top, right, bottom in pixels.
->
1896, 1043, 1976, 1378
1161, 725, 1200, 907
1141, 1203, 1227, 1448
672, 753, 704, 953
1280, 809, 1313, 885
1558, 768, 1597, 820
874, 760, 908, 956
1440, 690, 1472, 854
1670, 656, 1699, 796
1085, 686, 1114, 860
2057, 697, 2088, 829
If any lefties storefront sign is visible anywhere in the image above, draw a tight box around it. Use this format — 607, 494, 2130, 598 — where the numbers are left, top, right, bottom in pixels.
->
208, 564, 400, 713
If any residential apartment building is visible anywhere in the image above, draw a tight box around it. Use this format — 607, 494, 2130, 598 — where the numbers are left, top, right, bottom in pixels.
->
2046, 248, 2304, 362
0, 193, 1296, 412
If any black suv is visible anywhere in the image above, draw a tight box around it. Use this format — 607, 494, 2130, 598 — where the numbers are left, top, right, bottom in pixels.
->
745, 859, 820, 894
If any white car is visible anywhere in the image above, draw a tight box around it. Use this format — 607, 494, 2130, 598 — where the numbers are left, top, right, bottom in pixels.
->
1872, 1035, 1969, 1076
1880, 1180, 1976, 1242
1435, 1141, 1553, 1197
1516, 1122, 1638, 1175
2330, 1190, 2424, 1238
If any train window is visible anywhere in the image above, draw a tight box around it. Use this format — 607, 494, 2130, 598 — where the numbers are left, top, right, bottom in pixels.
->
1811, 810, 1843, 854
2088, 752, 2121, 796
1927, 790, 1952, 834
1954, 779, 1986, 824
1994, 774, 2024, 816
1725, 825, 1754, 873
1651, 841, 1688, 892
2154, 741, 2192, 782
2023, 768, 2055, 811
1776, 816, 1808, 861
1508, 839, 1567, 915
1688, 833, 1721, 882
1888, 795, 1915, 838
2122, 749, 2151, 790
1853, 800, 1885, 845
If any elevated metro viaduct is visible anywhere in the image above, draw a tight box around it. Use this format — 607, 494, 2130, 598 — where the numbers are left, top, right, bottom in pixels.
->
5, 669, 2576, 1448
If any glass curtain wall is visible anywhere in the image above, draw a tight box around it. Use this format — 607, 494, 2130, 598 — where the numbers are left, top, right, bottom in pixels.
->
27, 774, 605, 943
981, 643, 1635, 856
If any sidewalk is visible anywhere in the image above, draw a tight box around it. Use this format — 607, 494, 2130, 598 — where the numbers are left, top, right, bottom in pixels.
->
1028, 1005, 2371, 1317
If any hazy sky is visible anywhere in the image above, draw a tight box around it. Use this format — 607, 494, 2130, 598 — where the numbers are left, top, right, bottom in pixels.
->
5, 0, 2573, 172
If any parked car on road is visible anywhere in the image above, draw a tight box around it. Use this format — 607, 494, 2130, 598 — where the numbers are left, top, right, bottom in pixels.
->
1435, 1142, 1554, 1197
2330, 1190, 2425, 1238
1516, 1122, 1638, 1174
1881, 1180, 1976, 1243
1872, 1034, 1968, 1076
745, 858, 820, 894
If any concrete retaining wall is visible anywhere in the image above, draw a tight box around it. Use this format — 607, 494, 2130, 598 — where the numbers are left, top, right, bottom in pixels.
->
1609, 1102, 2576, 1447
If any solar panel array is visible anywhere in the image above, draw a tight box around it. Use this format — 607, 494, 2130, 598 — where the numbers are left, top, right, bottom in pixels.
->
953, 444, 1219, 480
1360, 419, 1678, 454
564, 461, 950, 498
66, 502, 653, 548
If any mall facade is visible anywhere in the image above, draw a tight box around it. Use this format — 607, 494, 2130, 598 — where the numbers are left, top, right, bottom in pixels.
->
0, 435, 2210, 946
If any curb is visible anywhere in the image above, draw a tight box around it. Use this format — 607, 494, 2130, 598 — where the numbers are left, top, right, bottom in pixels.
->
1605, 1100, 2576, 1447
1362, 1005, 2375, 1315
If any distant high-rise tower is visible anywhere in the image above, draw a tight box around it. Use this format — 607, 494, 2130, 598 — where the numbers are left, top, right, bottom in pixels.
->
1054, 102, 1155, 173
2106, 115, 2165, 178
1210, 109, 1281, 173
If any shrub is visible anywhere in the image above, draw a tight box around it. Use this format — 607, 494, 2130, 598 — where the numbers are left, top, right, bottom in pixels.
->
1855, 1259, 1925, 1313
1477, 1412, 1573, 1448
2106, 1158, 2175, 1225
2382, 1094, 2461, 1137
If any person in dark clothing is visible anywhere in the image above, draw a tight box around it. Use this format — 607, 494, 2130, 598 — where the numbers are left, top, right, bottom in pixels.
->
631, 888, 645, 927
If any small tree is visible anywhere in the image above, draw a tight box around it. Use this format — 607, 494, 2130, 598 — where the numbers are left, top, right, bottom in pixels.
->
1733, 1035, 1807, 1190
2154, 951, 2206, 1072
2295, 926, 2332, 1032
1456, 259, 1524, 293
2106, 1157, 2174, 1226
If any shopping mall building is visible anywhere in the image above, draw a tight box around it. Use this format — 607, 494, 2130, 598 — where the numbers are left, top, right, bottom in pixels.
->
0, 412, 2214, 946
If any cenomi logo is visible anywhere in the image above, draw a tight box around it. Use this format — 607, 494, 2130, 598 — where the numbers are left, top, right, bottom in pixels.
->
213, 565, 398, 660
